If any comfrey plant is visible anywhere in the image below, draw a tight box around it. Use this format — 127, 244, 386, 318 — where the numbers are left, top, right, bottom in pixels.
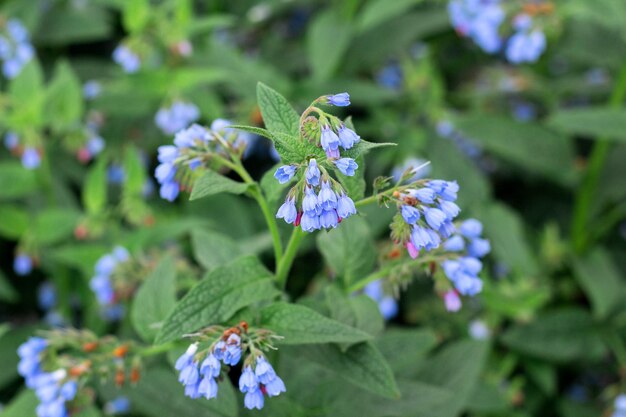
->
0, 18, 35, 78
448, 0, 551, 63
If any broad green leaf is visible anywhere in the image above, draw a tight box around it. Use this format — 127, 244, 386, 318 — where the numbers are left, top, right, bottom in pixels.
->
123, 146, 147, 195
317, 216, 376, 287
272, 131, 324, 165
260, 302, 372, 345
230, 125, 274, 141
33, 208, 79, 245
0, 390, 37, 417
34, 4, 112, 45
307, 11, 353, 80
191, 229, 242, 271
453, 115, 577, 185
479, 203, 539, 276
357, 0, 424, 32
548, 107, 626, 142
131, 256, 177, 342
301, 341, 400, 398
123, 0, 150, 33
256, 82, 300, 137
416, 340, 489, 416
501, 308, 607, 362
8, 60, 45, 128
572, 249, 625, 319
466, 382, 509, 414
190, 170, 250, 201
0, 162, 38, 199
325, 286, 384, 337
122, 367, 237, 417
157, 256, 279, 343
374, 328, 438, 377
0, 205, 29, 239
44, 60, 83, 132
83, 158, 108, 214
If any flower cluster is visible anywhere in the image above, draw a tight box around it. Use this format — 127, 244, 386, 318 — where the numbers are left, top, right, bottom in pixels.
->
18, 338, 78, 417
112, 44, 141, 73
275, 159, 357, 232
175, 323, 285, 410
155, 120, 253, 201
448, 0, 548, 63
77, 128, 105, 163
440, 218, 491, 308
155, 101, 200, 135
4, 131, 42, 169
363, 280, 399, 320
0, 18, 35, 79
14, 252, 33, 275
90, 246, 131, 321
613, 395, 626, 417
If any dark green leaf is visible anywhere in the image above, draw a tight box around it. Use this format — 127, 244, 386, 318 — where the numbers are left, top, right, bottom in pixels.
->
191, 229, 242, 271
157, 256, 279, 343
0, 205, 29, 239
0, 270, 18, 303
357, 0, 424, 32
0, 162, 38, 199
33, 209, 79, 245
256, 82, 300, 137
131, 256, 177, 342
307, 11, 353, 80
548, 107, 626, 141
190, 170, 250, 201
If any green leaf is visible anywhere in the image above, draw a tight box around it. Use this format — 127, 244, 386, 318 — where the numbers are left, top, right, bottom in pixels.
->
229, 125, 274, 141
189, 170, 250, 201
572, 249, 625, 319
260, 302, 372, 345
191, 229, 242, 271
272, 131, 324, 164
123, 0, 150, 33
123, 146, 147, 195
317, 217, 376, 287
453, 115, 577, 185
0, 390, 37, 417
157, 256, 279, 343
122, 366, 237, 417
501, 308, 607, 362
0, 205, 29, 239
0, 162, 38, 199
33, 208, 79, 245
34, 4, 112, 45
357, 0, 424, 32
83, 158, 108, 214
548, 107, 626, 141
325, 286, 383, 337
416, 340, 489, 416
341, 139, 396, 159
374, 328, 438, 377
307, 11, 353, 80
50, 244, 110, 275
0, 270, 18, 303
44, 60, 83, 132
8, 60, 45, 128
301, 341, 400, 398
131, 256, 177, 342
256, 82, 300, 137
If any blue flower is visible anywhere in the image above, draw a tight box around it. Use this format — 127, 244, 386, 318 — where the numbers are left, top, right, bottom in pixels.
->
334, 158, 358, 176
305, 159, 320, 186
159, 181, 180, 202
86, 135, 105, 157
336, 125, 360, 149
158, 145, 179, 163
364, 280, 398, 320
320, 126, 340, 156
336, 193, 356, 219
300, 212, 320, 232
448, 0, 504, 54
14, 253, 33, 275
244, 387, 265, 410
428, 180, 459, 201
276, 197, 298, 224
176, 344, 200, 397
104, 397, 131, 415
107, 165, 125, 184
319, 209, 339, 229
200, 353, 221, 378
302, 186, 321, 216
7, 19, 29, 43
198, 375, 219, 399
443, 235, 465, 252
317, 181, 337, 211
442, 257, 483, 296
376, 63, 403, 90
274, 165, 297, 184
409, 187, 436, 204
459, 218, 483, 238
112, 246, 130, 262
239, 366, 258, 393
468, 237, 490, 258
18, 337, 47, 385
222, 334, 242, 366
155, 163, 176, 183
21, 147, 41, 169
38, 282, 57, 311
423, 207, 447, 230
401, 205, 420, 225
155, 101, 200, 135
326, 92, 350, 106
506, 29, 546, 64
112, 45, 140, 73
83, 80, 101, 99
439, 200, 460, 218
4, 131, 19, 150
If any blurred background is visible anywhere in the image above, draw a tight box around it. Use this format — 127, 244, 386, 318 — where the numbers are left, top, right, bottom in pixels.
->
1, 0, 626, 416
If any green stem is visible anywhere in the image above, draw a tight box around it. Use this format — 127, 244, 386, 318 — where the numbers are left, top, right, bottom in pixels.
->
230, 160, 283, 264
275, 227, 305, 289
346, 254, 447, 293
138, 341, 180, 357
355, 189, 395, 208
571, 61, 626, 253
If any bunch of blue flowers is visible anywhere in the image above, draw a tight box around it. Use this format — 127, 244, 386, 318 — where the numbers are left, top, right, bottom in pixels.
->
0, 18, 35, 78
4, 131, 42, 169
112, 44, 141, 73
90, 246, 131, 321
155, 101, 200, 135
448, 0, 549, 63
175, 323, 285, 410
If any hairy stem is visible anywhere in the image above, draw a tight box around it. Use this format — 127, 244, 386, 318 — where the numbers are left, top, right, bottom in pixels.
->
275, 227, 305, 289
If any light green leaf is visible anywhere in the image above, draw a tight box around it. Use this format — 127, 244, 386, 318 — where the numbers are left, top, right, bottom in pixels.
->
123, 0, 150, 33
131, 256, 177, 342
572, 248, 624, 319
83, 158, 108, 214
123, 145, 147, 195
0, 390, 37, 417
229, 125, 274, 141
191, 229, 242, 271
157, 256, 279, 343
317, 217, 376, 287
44, 60, 83, 132
501, 308, 607, 362
272, 131, 324, 165
256, 82, 300, 137
307, 11, 353, 80
33, 208, 79, 245
189, 170, 250, 201
0, 162, 38, 199
301, 341, 400, 399
453, 115, 577, 185
260, 302, 373, 345
548, 107, 626, 142
8, 60, 45, 128
0, 205, 28, 239
325, 286, 384, 337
